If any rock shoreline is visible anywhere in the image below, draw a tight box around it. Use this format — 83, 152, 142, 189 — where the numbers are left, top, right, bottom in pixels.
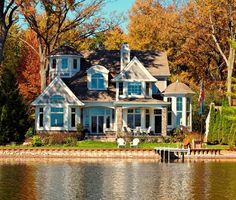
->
0, 148, 235, 160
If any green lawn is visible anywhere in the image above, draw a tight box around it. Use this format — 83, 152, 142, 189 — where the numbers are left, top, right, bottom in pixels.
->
0, 141, 231, 149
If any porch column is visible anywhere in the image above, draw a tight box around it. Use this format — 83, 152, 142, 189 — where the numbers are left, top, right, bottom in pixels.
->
162, 107, 167, 136
182, 96, 187, 126
116, 106, 123, 136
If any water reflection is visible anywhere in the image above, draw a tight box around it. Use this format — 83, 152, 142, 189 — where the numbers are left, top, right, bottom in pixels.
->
0, 159, 235, 200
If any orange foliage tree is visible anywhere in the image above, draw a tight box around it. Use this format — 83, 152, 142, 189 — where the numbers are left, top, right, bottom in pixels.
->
17, 30, 40, 102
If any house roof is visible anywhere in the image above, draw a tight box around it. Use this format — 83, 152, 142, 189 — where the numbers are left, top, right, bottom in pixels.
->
113, 57, 157, 82
64, 72, 116, 101
81, 50, 170, 76
163, 81, 195, 95
31, 76, 84, 106
50, 45, 82, 56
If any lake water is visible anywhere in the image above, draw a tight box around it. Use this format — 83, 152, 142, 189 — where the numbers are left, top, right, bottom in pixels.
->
0, 158, 235, 200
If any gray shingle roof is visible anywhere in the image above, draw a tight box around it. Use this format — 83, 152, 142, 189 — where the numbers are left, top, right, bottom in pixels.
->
163, 81, 195, 94
81, 50, 170, 76
50, 45, 82, 56
64, 49, 170, 101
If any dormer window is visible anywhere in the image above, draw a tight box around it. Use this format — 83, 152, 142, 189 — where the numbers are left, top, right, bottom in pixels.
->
87, 65, 109, 90
91, 73, 104, 89
128, 82, 142, 95
73, 59, 77, 69
52, 59, 56, 69
61, 58, 68, 69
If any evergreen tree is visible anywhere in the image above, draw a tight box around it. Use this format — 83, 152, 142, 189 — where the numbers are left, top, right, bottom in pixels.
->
0, 66, 29, 144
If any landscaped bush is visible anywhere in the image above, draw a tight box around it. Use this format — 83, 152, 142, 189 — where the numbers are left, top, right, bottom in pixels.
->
208, 104, 236, 145
32, 135, 42, 147
25, 127, 34, 138
40, 133, 78, 146
63, 137, 77, 146
77, 123, 85, 141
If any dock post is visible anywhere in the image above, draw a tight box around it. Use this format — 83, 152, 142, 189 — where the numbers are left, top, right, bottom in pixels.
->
181, 152, 184, 162
168, 150, 170, 163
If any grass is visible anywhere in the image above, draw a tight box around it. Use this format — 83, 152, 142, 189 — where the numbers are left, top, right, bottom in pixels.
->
206, 144, 230, 150
0, 141, 231, 150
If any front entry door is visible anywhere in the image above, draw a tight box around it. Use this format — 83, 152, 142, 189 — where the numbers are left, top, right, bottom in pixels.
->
155, 115, 162, 134
91, 116, 104, 134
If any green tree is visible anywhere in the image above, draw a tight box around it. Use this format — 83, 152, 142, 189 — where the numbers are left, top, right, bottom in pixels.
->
0, 66, 29, 144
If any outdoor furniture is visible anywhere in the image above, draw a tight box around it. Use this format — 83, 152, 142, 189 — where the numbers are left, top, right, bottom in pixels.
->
124, 126, 133, 135
130, 138, 140, 148
142, 126, 151, 135
117, 138, 126, 148
133, 127, 141, 136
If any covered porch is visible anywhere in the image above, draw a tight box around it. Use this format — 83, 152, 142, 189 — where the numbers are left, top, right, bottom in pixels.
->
115, 101, 169, 137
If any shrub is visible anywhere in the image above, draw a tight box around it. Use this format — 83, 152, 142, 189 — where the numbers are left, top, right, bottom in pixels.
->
32, 135, 42, 147
63, 137, 77, 147
77, 123, 85, 141
41, 133, 78, 146
25, 127, 34, 138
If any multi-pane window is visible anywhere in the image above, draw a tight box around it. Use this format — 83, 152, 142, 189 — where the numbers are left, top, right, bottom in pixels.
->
73, 59, 77, 69
186, 97, 191, 126
167, 98, 172, 126
119, 82, 123, 95
39, 107, 44, 127
146, 82, 150, 96
50, 95, 65, 103
52, 59, 56, 69
71, 108, 76, 128
127, 109, 141, 128
51, 107, 64, 127
91, 73, 104, 89
176, 97, 182, 126
128, 82, 142, 95
61, 58, 68, 69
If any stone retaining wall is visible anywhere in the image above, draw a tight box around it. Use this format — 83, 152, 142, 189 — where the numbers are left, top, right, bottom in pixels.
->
0, 148, 160, 159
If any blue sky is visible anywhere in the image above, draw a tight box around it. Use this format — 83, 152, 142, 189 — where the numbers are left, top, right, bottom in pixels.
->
103, 0, 136, 30
18, 0, 136, 30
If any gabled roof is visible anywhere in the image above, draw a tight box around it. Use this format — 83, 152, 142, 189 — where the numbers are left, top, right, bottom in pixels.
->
112, 57, 157, 82
64, 71, 116, 101
163, 81, 195, 95
81, 50, 170, 76
49, 44, 82, 56
31, 76, 84, 106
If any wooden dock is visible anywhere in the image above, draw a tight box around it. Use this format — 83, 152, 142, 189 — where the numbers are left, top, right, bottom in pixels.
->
154, 147, 190, 162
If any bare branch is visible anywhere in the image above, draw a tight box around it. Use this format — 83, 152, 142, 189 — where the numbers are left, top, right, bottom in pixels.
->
209, 14, 229, 66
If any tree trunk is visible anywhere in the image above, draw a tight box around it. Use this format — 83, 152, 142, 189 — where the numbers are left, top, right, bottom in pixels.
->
38, 42, 50, 91
0, 27, 7, 67
227, 47, 235, 106
39, 52, 48, 91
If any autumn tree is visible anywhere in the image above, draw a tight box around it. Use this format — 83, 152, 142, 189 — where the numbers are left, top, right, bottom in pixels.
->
17, 29, 40, 102
204, 0, 236, 106
0, 0, 21, 66
19, 0, 119, 91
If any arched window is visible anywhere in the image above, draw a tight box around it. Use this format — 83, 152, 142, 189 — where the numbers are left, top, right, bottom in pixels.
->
91, 73, 104, 89
50, 95, 65, 102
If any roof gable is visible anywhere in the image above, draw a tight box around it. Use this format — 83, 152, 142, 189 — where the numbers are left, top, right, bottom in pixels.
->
113, 57, 157, 82
31, 76, 84, 106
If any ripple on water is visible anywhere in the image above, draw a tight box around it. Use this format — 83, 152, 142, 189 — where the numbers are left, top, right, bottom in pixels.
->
0, 159, 235, 200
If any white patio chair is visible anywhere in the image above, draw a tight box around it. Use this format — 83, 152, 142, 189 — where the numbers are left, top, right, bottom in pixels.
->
117, 138, 126, 148
146, 126, 151, 135
130, 138, 140, 148
134, 127, 141, 136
